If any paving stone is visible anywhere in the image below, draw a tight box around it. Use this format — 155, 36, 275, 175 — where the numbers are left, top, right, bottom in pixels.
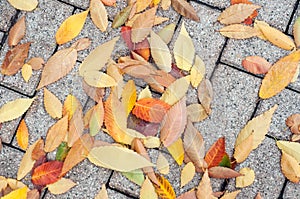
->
0, 146, 23, 179
0, 0, 16, 31
288, 3, 300, 34
255, 89, 300, 140
191, 0, 229, 9
107, 188, 134, 199
44, 159, 112, 199
0, 0, 74, 96
0, 32, 4, 41
227, 138, 285, 199
60, 0, 89, 9
283, 181, 300, 199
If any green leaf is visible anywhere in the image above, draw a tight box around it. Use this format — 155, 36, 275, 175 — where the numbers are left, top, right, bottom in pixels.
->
122, 169, 145, 186
219, 154, 231, 168
56, 142, 70, 161
112, 5, 133, 28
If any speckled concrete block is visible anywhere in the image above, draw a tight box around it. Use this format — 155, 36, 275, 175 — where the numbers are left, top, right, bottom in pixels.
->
107, 188, 134, 199
227, 138, 285, 199
283, 181, 300, 199
288, 3, 300, 34
60, 0, 89, 9
191, 0, 229, 9
0, 0, 16, 31
0, 146, 23, 179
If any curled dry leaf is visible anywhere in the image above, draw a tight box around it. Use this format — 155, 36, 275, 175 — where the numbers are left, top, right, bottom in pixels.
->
280, 151, 300, 183
236, 167, 255, 188
21, 63, 32, 82
157, 153, 170, 175
16, 119, 29, 150
153, 173, 176, 199
55, 10, 89, 45
31, 161, 63, 186
1, 42, 31, 76
286, 114, 300, 134
259, 50, 300, 99
27, 57, 44, 70
242, 56, 272, 74
140, 177, 158, 199
218, 24, 258, 39
7, 0, 38, 11
204, 137, 226, 168
44, 88, 63, 119
90, 0, 108, 32
277, 141, 300, 163
208, 166, 242, 179
294, 16, 300, 48
95, 184, 109, 199
218, 4, 261, 25
8, 16, 26, 47
181, 162, 195, 187
47, 178, 77, 195
196, 170, 216, 199
167, 138, 184, 165
171, 0, 200, 22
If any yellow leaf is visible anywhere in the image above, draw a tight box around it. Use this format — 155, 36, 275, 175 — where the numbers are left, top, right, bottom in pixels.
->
277, 141, 300, 163
68, 108, 84, 147
152, 0, 161, 6
16, 119, 29, 150
161, 0, 171, 10
136, 0, 152, 13
89, 101, 104, 136
218, 24, 258, 39
255, 20, 296, 51
44, 88, 63, 119
220, 190, 241, 199
90, 0, 108, 32
63, 94, 81, 120
95, 184, 108, 199
88, 145, 154, 172
167, 138, 184, 165
196, 170, 216, 199
157, 153, 169, 175
157, 23, 175, 44
107, 61, 125, 98
181, 162, 195, 187
280, 151, 300, 183
259, 50, 300, 99
174, 22, 195, 71
121, 80, 137, 116
190, 55, 205, 88
56, 10, 89, 45
294, 16, 300, 48
47, 178, 77, 194
138, 86, 152, 100
1, 186, 27, 199
187, 104, 209, 122
153, 173, 176, 199
7, 0, 38, 11
0, 98, 35, 123
150, 31, 172, 72
83, 71, 117, 88
21, 63, 32, 82
140, 177, 158, 199
161, 76, 190, 106
234, 133, 253, 163
236, 167, 255, 188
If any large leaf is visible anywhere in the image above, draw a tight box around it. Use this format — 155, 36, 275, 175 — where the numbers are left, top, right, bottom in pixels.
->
8, 16, 26, 47
259, 50, 300, 99
31, 161, 63, 186
171, 0, 200, 21
218, 24, 258, 39
153, 173, 176, 199
47, 178, 77, 195
44, 88, 63, 119
16, 119, 29, 150
204, 137, 226, 168
277, 141, 300, 163
7, 0, 38, 11
90, 0, 108, 32
136, 0, 152, 13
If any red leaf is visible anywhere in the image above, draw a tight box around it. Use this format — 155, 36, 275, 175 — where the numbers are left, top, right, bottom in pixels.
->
241, 56, 272, 74
204, 137, 226, 168
132, 98, 171, 123
31, 161, 63, 186
127, 114, 160, 136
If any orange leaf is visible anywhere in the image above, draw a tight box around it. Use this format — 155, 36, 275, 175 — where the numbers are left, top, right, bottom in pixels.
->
31, 161, 63, 186
16, 119, 29, 150
153, 173, 176, 199
132, 98, 171, 123
242, 56, 272, 75
101, 0, 116, 6
204, 137, 226, 168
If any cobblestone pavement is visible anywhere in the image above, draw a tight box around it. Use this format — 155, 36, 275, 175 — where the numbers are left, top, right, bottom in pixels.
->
1, 0, 300, 198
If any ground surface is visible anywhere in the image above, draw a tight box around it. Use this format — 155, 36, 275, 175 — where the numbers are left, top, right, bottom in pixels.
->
0, 0, 300, 198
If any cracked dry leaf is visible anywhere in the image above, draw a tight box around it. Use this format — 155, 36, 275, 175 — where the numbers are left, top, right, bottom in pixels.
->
8, 16, 26, 47
171, 0, 200, 21
220, 190, 241, 199
181, 162, 195, 187
0, 97, 35, 123
280, 151, 300, 183
1, 186, 27, 199
154, 173, 176, 199
286, 114, 300, 134
236, 167, 255, 188
218, 24, 258, 39
44, 88, 63, 119
21, 63, 32, 82
140, 177, 158, 199
205, 137, 226, 168
277, 141, 300, 163
218, 4, 260, 25
7, 0, 38, 11
294, 16, 300, 48
190, 55, 205, 88
95, 184, 108, 199
157, 153, 169, 175
174, 22, 195, 71
1, 42, 31, 76
196, 170, 216, 199
122, 80, 137, 116
208, 166, 242, 179
56, 10, 89, 45
242, 56, 272, 75
167, 138, 184, 165
16, 119, 29, 150
259, 50, 300, 99
90, 0, 108, 32
47, 178, 76, 195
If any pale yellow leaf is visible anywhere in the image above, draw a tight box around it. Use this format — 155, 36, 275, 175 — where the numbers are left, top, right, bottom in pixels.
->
47, 178, 77, 194
294, 16, 300, 48
140, 177, 158, 199
7, 0, 38, 11
153, 16, 169, 26
196, 170, 216, 199
6, 178, 26, 190
8, 16, 26, 47
138, 86, 152, 100
21, 63, 32, 82
107, 60, 125, 99
174, 22, 195, 71
277, 141, 300, 163
121, 80, 137, 116
187, 104, 209, 122
190, 55, 205, 88
157, 153, 169, 175
68, 107, 84, 147
90, 0, 108, 32
136, 0, 152, 13
1, 186, 27, 199
220, 190, 241, 199
95, 184, 108, 199
63, 94, 81, 120
158, 23, 175, 44
280, 151, 300, 183
16, 119, 29, 150
181, 162, 195, 187
291, 63, 299, 83
236, 167, 255, 188
0, 98, 35, 123
56, 10, 89, 45
167, 138, 184, 165
219, 24, 258, 39
88, 145, 154, 172
161, 0, 171, 10
44, 88, 63, 119
83, 71, 117, 88
234, 133, 253, 163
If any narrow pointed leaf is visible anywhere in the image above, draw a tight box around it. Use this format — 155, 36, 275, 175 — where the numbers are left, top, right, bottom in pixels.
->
190, 55, 205, 88
89, 102, 104, 136
198, 79, 213, 115
208, 166, 242, 179
90, 0, 108, 32
294, 16, 300, 48
204, 137, 226, 168
8, 16, 26, 47
234, 133, 253, 163
167, 138, 184, 165
112, 5, 133, 28
67, 107, 84, 147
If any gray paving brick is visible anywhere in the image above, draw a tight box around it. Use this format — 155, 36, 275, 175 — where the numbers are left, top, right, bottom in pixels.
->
0, 0, 16, 31
107, 188, 133, 199
283, 181, 300, 199
0, 146, 23, 179
60, 0, 89, 9
288, 3, 300, 34
0, 0, 74, 96
192, 0, 229, 9
227, 138, 284, 199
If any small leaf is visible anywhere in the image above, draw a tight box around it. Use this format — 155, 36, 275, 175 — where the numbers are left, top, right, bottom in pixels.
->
277, 141, 300, 163
16, 119, 29, 150
219, 154, 231, 168
8, 16, 26, 47
95, 184, 108, 199
205, 137, 226, 168
242, 56, 272, 74
190, 55, 205, 88
220, 190, 241, 199
158, 23, 176, 44
196, 170, 216, 199
90, 0, 108, 32
122, 169, 145, 186
153, 173, 176, 199
31, 161, 63, 186
280, 151, 300, 183
101, 0, 116, 6
171, 0, 200, 21
63, 94, 81, 120
181, 162, 195, 187
208, 166, 242, 179
21, 63, 32, 82
27, 57, 44, 70
157, 153, 170, 175
140, 177, 158, 199
47, 178, 76, 194
56, 10, 89, 45
122, 80, 137, 116
167, 138, 184, 165
294, 16, 300, 48
218, 24, 258, 39
88, 102, 104, 136
112, 5, 133, 28
7, 0, 38, 11
286, 114, 300, 134
1, 186, 27, 199
235, 167, 255, 188
44, 88, 63, 119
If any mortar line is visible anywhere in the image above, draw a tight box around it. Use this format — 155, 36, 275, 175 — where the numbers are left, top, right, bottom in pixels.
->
41, 188, 49, 199
209, 38, 228, 81
2, 142, 25, 153
55, 0, 85, 11
278, 178, 288, 199
190, 0, 224, 11
284, 0, 300, 34
0, 83, 33, 97
106, 175, 138, 199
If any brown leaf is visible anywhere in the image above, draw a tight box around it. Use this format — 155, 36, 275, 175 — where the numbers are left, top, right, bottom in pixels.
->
286, 114, 300, 134
198, 79, 213, 115
204, 137, 226, 168
242, 56, 272, 74
67, 107, 84, 147
8, 16, 26, 47
196, 170, 216, 199
101, 0, 116, 6
16, 119, 29, 150
176, 190, 197, 199
70, 38, 91, 51
171, 0, 200, 22
82, 80, 104, 102
218, 24, 258, 39
27, 189, 40, 199
208, 166, 242, 179
31, 161, 63, 186
153, 173, 176, 199
1, 42, 31, 76
281, 151, 300, 183
31, 139, 46, 161
255, 192, 262, 199
27, 57, 44, 70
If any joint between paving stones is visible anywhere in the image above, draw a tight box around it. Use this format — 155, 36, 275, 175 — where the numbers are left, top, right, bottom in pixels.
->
190, 0, 225, 11
285, 0, 300, 34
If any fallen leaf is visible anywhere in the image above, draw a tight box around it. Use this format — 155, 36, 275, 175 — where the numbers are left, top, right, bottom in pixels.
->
236, 167, 255, 188
44, 88, 63, 119
234, 133, 254, 163
277, 141, 300, 163
1, 42, 31, 76
122, 169, 145, 186
90, 0, 108, 32
230, 0, 258, 25
88, 102, 104, 136
101, 0, 116, 6
122, 80, 137, 116
1, 186, 27, 199
138, 86, 152, 100
31, 161, 63, 186
95, 184, 108, 199
63, 94, 81, 120
294, 16, 300, 48
167, 138, 184, 165
8, 16, 26, 47
177, 190, 197, 199
70, 38, 91, 51
174, 22, 195, 71
112, 5, 133, 28
286, 114, 300, 134
205, 137, 226, 168
83, 71, 117, 88
171, 0, 200, 21
153, 173, 176, 199
158, 23, 176, 44
187, 104, 209, 122
56, 10, 89, 45
161, 0, 171, 10
280, 151, 300, 183
140, 177, 158, 199
21, 63, 32, 82
291, 64, 300, 83
127, 114, 160, 136
6, 178, 26, 190
255, 20, 296, 50
27, 57, 44, 70
82, 81, 104, 102
218, 24, 258, 39
0, 97, 35, 123
31, 139, 46, 161
196, 170, 216, 199
292, 134, 300, 142
88, 145, 154, 172
16, 119, 29, 150
157, 153, 170, 175
181, 162, 195, 187
37, 47, 77, 89
220, 190, 241, 199
27, 189, 40, 199
67, 107, 84, 147
190, 55, 205, 88
44, 116, 68, 152
208, 166, 242, 179
136, 0, 152, 13
259, 50, 300, 99
198, 79, 213, 115
47, 178, 76, 194
218, 4, 260, 25
242, 56, 272, 74
7, 0, 38, 11
255, 192, 262, 199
